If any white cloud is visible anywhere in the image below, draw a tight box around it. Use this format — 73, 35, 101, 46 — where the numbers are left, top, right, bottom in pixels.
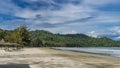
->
13, 0, 120, 28
30, 0, 38, 2
11, 0, 115, 24
15, 10, 40, 18
0, 0, 120, 39
0, 0, 21, 15
88, 13, 120, 26
83, 0, 120, 6
63, 30, 77, 34
116, 36, 120, 39
15, 2, 95, 25
87, 31, 99, 38
111, 26, 120, 34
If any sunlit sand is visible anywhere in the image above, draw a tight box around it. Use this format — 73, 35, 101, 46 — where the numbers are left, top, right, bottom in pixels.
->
0, 48, 119, 68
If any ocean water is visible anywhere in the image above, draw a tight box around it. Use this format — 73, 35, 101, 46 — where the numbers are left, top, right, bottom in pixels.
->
53, 47, 120, 57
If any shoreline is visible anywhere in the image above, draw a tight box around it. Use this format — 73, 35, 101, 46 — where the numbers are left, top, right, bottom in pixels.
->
47, 47, 120, 59
43, 48, 120, 68
51, 47, 111, 56
51, 47, 120, 58
0, 48, 120, 68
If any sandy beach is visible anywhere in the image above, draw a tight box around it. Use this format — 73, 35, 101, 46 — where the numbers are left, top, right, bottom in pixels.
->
0, 48, 120, 68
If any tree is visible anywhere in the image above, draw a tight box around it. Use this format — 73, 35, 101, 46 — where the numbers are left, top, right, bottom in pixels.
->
0, 29, 4, 39
1, 27, 120, 47
31, 38, 43, 47
5, 25, 30, 46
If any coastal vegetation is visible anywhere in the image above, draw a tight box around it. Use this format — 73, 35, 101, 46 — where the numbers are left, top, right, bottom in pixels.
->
0, 26, 120, 47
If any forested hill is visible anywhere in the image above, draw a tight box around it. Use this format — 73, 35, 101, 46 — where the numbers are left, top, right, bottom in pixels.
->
29, 30, 120, 47
0, 26, 120, 47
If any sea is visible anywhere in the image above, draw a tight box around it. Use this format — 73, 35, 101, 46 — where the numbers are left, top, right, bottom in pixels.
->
53, 47, 120, 57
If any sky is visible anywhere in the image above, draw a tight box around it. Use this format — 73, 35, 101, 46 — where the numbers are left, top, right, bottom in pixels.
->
0, 0, 120, 40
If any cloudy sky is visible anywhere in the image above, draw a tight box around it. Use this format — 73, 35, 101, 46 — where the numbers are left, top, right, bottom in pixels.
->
0, 0, 120, 39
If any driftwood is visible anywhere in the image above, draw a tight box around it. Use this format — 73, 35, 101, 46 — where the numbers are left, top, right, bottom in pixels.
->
0, 43, 22, 47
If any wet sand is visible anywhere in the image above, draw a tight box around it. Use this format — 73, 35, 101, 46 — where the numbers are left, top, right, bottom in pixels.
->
0, 48, 120, 68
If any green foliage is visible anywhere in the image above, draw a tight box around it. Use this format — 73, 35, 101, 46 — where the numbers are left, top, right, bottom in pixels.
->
29, 30, 120, 47
31, 38, 43, 47
0, 27, 120, 47
0, 29, 10, 40
0, 29, 4, 39
5, 25, 30, 46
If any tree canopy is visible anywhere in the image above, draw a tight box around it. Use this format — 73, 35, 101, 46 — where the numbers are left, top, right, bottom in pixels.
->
4, 25, 30, 46
0, 26, 120, 47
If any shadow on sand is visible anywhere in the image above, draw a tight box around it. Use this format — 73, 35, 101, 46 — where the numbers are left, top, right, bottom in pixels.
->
0, 64, 30, 68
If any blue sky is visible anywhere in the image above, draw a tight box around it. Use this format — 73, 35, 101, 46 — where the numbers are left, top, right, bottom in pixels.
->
0, 0, 120, 39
